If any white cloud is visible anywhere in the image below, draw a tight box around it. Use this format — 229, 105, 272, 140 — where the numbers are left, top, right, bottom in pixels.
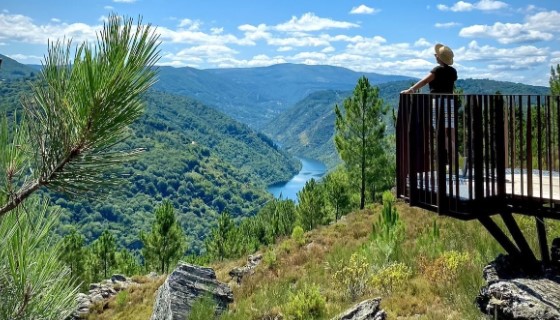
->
0, 13, 99, 44
178, 18, 201, 31
277, 46, 293, 52
438, 0, 507, 12
414, 38, 431, 47
104, 6, 114, 10
435, 22, 461, 28
210, 27, 223, 35
275, 13, 359, 32
7, 53, 43, 63
113, 0, 136, 3
460, 22, 553, 44
349, 5, 379, 15
525, 10, 560, 33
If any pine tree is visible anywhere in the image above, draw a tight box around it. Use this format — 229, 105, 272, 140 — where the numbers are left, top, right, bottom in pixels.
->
117, 249, 141, 276
205, 210, 235, 261
60, 229, 86, 280
323, 167, 350, 222
93, 229, 117, 279
297, 178, 326, 231
334, 76, 389, 209
551, 64, 560, 95
141, 200, 185, 274
0, 14, 160, 319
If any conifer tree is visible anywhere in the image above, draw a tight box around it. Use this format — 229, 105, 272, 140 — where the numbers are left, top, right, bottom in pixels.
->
334, 76, 389, 209
0, 14, 160, 319
60, 229, 86, 280
206, 210, 235, 261
323, 168, 350, 221
93, 229, 117, 279
141, 200, 185, 274
297, 178, 325, 231
551, 64, 560, 95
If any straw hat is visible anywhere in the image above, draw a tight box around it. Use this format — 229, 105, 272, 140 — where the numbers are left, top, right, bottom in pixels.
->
434, 43, 454, 66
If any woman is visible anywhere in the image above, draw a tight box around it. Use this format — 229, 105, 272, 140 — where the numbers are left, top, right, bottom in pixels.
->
401, 43, 457, 94
402, 43, 458, 168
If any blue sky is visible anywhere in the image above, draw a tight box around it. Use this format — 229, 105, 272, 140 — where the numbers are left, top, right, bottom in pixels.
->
1, 0, 559, 86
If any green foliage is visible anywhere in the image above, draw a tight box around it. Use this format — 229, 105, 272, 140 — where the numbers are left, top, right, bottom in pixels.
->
291, 225, 306, 246
205, 210, 236, 261
370, 262, 412, 294
551, 64, 560, 95
0, 201, 78, 320
335, 76, 390, 209
93, 229, 117, 279
188, 295, 218, 320
141, 200, 186, 274
117, 249, 141, 276
60, 228, 86, 282
115, 290, 129, 311
323, 167, 351, 221
283, 284, 327, 320
263, 249, 278, 270
297, 179, 326, 231
371, 191, 404, 263
329, 252, 370, 301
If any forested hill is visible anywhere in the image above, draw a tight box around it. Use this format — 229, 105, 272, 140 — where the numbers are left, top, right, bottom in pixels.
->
0, 76, 299, 253
0, 53, 37, 80
155, 63, 413, 128
264, 79, 550, 168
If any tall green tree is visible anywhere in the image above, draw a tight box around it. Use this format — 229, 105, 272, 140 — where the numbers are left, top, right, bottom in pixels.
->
93, 229, 117, 279
323, 167, 350, 222
205, 210, 235, 261
117, 249, 141, 276
551, 64, 560, 95
141, 200, 185, 274
60, 229, 86, 280
334, 76, 389, 209
0, 14, 160, 319
297, 178, 326, 231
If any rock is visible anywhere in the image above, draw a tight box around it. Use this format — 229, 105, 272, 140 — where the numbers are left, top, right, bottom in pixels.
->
477, 255, 560, 319
150, 263, 234, 320
229, 253, 263, 284
332, 298, 386, 320
111, 274, 127, 283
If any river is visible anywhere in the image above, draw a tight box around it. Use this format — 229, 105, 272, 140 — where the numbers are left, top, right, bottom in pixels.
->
267, 157, 327, 202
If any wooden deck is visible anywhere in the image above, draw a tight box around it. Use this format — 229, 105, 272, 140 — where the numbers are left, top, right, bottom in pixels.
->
396, 93, 560, 265
397, 93, 560, 220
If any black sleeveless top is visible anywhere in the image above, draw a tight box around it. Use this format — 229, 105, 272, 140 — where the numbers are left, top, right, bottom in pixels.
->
429, 65, 457, 94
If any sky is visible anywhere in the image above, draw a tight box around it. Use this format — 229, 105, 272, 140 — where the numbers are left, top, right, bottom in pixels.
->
0, 0, 559, 86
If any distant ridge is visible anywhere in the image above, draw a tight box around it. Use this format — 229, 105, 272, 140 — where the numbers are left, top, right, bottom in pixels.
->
0, 54, 37, 80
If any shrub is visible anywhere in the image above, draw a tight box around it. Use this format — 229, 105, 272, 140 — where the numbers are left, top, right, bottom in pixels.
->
370, 262, 412, 294
115, 291, 129, 311
329, 252, 370, 301
283, 284, 326, 320
264, 249, 278, 270
419, 250, 470, 285
291, 226, 305, 246
189, 295, 217, 320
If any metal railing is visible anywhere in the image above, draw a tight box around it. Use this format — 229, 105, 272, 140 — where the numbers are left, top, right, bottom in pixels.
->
396, 93, 560, 219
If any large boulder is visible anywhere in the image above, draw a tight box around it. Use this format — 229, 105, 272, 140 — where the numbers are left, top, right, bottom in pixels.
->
70, 274, 134, 319
332, 298, 386, 320
477, 255, 560, 319
150, 263, 234, 320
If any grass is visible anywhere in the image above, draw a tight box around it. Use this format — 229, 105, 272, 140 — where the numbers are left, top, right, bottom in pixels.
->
92, 199, 560, 319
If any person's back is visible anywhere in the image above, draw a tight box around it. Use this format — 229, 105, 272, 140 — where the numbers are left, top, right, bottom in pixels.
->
429, 64, 457, 94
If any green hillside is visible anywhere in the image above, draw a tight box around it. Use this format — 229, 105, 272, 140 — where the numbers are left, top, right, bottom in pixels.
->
0, 77, 299, 253
156, 64, 413, 128
0, 54, 37, 81
263, 79, 550, 168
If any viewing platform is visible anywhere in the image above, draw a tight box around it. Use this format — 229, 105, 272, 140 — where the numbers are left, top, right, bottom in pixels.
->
396, 93, 560, 265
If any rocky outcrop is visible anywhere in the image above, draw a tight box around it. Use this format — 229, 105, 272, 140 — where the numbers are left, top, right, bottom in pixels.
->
332, 298, 386, 320
229, 253, 263, 284
71, 274, 136, 319
477, 254, 560, 320
150, 263, 233, 320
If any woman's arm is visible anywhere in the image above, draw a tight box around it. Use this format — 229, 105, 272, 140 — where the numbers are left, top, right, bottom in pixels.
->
401, 72, 435, 94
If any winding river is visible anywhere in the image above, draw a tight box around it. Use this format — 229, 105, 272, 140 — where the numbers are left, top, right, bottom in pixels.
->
267, 157, 327, 202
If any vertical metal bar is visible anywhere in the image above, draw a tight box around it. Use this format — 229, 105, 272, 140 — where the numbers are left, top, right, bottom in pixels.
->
447, 96, 454, 208
490, 94, 497, 196
454, 95, 460, 209
537, 95, 543, 199
509, 96, 515, 196
437, 95, 448, 214
519, 96, 525, 197
408, 95, 418, 206
474, 95, 484, 202
468, 95, 474, 201
536, 216, 550, 263
546, 96, 552, 207
484, 95, 490, 197
527, 95, 533, 197
496, 95, 506, 202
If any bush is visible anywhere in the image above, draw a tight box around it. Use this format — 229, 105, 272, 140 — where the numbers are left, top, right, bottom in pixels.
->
291, 226, 305, 246
370, 262, 412, 294
328, 252, 370, 301
189, 295, 217, 320
264, 249, 278, 270
283, 284, 326, 320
